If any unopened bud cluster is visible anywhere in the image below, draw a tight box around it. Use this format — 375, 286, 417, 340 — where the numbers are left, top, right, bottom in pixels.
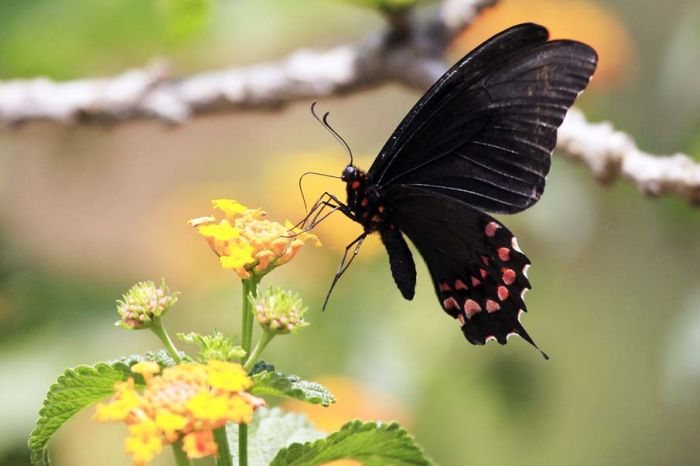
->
116, 280, 179, 330
253, 287, 308, 334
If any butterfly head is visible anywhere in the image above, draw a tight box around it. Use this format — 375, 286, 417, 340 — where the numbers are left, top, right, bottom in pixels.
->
341, 165, 359, 182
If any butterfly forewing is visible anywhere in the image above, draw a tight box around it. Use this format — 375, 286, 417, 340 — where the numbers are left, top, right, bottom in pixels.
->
370, 25, 597, 215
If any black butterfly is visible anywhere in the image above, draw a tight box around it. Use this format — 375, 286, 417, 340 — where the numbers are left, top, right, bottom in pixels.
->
301, 23, 597, 358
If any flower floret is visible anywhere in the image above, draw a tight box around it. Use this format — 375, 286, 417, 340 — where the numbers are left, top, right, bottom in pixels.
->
190, 199, 320, 279
116, 280, 179, 330
94, 361, 263, 465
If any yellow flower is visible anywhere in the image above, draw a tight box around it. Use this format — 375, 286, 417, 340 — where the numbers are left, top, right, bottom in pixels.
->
94, 361, 264, 466
207, 360, 253, 392
189, 199, 320, 280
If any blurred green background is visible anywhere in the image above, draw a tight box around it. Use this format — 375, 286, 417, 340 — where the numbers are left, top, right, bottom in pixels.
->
2, 0, 700, 465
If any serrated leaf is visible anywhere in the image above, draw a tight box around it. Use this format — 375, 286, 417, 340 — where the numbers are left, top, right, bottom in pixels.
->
250, 369, 335, 407
28, 350, 173, 466
227, 407, 326, 466
271, 420, 433, 466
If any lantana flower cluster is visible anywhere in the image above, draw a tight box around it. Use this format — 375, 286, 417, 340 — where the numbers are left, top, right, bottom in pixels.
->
189, 199, 320, 279
94, 360, 264, 466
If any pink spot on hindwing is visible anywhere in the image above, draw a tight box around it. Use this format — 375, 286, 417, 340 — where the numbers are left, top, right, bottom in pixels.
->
455, 279, 468, 290
443, 297, 459, 311
439, 282, 451, 293
464, 299, 482, 317
497, 248, 510, 261
479, 268, 488, 278
485, 222, 500, 237
457, 314, 466, 326
471, 276, 481, 287
502, 268, 516, 285
481, 256, 490, 266
485, 299, 501, 313
497, 286, 509, 301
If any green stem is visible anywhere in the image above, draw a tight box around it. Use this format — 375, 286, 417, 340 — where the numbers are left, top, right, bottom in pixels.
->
243, 331, 275, 372
240, 276, 261, 362
238, 424, 248, 466
171, 438, 191, 466
214, 426, 233, 466
151, 317, 182, 363
238, 276, 260, 466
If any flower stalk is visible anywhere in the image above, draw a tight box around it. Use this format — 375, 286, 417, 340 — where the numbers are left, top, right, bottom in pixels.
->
171, 439, 191, 466
244, 331, 275, 372
240, 277, 261, 363
213, 427, 232, 466
150, 317, 182, 364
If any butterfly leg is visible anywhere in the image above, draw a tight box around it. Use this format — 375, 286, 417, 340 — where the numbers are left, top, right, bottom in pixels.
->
322, 232, 367, 310
293, 192, 351, 230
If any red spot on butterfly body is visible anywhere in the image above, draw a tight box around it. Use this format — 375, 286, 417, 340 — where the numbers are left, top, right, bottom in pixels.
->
352, 181, 361, 189
498, 248, 510, 261
361, 198, 368, 207
497, 286, 509, 301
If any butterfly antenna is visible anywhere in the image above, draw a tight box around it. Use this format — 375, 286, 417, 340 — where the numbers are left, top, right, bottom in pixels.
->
310, 102, 354, 166
297, 171, 341, 214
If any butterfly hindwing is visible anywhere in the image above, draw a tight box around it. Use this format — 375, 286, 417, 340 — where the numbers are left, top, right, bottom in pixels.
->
384, 185, 544, 354
369, 23, 598, 215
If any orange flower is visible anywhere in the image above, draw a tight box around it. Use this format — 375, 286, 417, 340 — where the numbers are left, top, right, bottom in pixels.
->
189, 200, 320, 280
452, 0, 635, 88
94, 360, 264, 466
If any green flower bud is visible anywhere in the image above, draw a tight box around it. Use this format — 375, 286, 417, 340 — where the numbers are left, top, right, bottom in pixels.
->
115, 279, 179, 330
253, 286, 308, 335
178, 331, 246, 362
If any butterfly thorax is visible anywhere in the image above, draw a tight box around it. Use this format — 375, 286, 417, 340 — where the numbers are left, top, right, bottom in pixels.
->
342, 165, 387, 233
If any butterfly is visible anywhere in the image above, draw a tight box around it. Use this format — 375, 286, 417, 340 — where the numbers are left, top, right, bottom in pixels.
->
301, 23, 597, 358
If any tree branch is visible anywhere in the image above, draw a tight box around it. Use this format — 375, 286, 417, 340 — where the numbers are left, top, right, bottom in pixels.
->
558, 108, 700, 205
0, 0, 698, 206
0, 1, 496, 126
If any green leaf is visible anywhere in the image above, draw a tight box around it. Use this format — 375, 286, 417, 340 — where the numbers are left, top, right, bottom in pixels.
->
271, 420, 433, 466
250, 368, 335, 407
28, 350, 173, 466
227, 407, 326, 466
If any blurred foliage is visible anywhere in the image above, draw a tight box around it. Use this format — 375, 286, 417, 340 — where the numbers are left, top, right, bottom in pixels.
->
340, 0, 422, 14
154, 0, 213, 47
659, 3, 700, 153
